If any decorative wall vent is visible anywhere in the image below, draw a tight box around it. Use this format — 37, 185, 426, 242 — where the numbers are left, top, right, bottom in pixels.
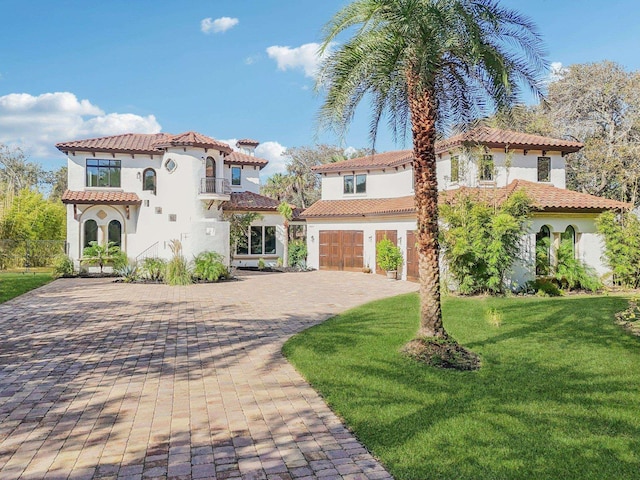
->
168, 214, 177, 222
144, 200, 150, 207
155, 207, 162, 214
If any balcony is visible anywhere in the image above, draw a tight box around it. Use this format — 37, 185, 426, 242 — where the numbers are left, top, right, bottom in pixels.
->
198, 177, 231, 202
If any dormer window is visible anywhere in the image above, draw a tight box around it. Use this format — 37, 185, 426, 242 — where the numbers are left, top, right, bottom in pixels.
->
344, 174, 366, 194
538, 156, 551, 182
231, 166, 241, 186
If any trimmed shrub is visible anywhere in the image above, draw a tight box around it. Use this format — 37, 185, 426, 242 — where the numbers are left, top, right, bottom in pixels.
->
141, 257, 167, 282
288, 239, 307, 267
193, 251, 228, 282
52, 254, 75, 278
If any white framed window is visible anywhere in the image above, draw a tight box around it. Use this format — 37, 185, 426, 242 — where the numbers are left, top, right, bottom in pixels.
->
231, 166, 241, 186
344, 174, 366, 194
236, 226, 277, 255
538, 157, 551, 182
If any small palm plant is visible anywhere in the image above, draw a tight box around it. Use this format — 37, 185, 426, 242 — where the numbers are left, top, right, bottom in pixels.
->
82, 241, 121, 273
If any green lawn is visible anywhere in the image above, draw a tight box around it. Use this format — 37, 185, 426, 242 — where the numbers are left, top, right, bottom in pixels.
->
283, 293, 640, 480
0, 271, 53, 303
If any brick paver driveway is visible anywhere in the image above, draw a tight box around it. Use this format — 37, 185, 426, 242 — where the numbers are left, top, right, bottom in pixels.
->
0, 271, 416, 480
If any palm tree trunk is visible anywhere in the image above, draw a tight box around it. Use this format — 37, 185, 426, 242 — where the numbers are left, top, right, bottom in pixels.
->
283, 221, 289, 268
409, 85, 447, 339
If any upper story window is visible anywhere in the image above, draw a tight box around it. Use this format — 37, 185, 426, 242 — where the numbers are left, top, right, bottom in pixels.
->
344, 174, 366, 194
231, 166, 241, 186
538, 156, 551, 182
86, 159, 121, 187
206, 157, 216, 178
479, 155, 494, 182
143, 168, 156, 194
450, 156, 460, 183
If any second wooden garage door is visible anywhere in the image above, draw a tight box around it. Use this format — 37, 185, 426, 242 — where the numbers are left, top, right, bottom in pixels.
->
319, 230, 364, 271
406, 230, 419, 282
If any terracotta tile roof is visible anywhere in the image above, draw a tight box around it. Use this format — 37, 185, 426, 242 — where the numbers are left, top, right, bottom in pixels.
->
507, 180, 630, 212
435, 127, 583, 154
303, 181, 629, 218
56, 131, 233, 155
312, 150, 413, 174
154, 131, 233, 152
236, 139, 260, 146
225, 151, 268, 168
301, 196, 416, 218
61, 190, 142, 205
223, 192, 281, 211
440, 180, 630, 212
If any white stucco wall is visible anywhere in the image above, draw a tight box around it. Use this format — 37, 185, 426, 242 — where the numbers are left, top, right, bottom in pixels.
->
306, 216, 417, 279
320, 168, 413, 200
307, 211, 609, 288
65, 145, 266, 266
510, 213, 608, 287
437, 149, 566, 190
231, 213, 286, 268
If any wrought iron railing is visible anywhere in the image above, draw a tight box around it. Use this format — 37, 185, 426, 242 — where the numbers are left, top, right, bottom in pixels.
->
135, 241, 159, 263
200, 177, 231, 195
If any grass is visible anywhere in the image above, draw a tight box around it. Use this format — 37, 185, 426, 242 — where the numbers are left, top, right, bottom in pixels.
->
283, 293, 640, 480
0, 271, 53, 303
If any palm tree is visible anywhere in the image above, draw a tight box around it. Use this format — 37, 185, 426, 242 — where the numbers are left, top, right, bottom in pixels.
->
318, 0, 545, 338
277, 201, 294, 267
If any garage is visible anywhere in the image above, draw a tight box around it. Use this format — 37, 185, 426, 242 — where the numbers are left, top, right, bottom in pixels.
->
406, 230, 419, 282
375, 230, 398, 275
319, 230, 364, 271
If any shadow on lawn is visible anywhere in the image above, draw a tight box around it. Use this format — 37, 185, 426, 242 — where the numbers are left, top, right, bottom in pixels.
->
285, 294, 640, 480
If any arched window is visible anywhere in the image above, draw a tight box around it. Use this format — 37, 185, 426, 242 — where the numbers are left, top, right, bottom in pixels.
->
561, 225, 576, 259
84, 220, 98, 248
108, 220, 122, 248
536, 225, 551, 276
206, 157, 216, 178
143, 168, 156, 193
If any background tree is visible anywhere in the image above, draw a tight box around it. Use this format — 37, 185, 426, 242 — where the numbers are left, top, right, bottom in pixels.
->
319, 0, 545, 343
549, 61, 640, 204
261, 145, 372, 207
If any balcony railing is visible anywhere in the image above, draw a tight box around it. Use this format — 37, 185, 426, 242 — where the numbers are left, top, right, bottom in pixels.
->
200, 177, 231, 195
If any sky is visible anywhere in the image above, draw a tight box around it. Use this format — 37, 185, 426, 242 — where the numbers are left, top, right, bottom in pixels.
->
0, 0, 639, 179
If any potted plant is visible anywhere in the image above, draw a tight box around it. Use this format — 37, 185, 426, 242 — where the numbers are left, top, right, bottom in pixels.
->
376, 237, 403, 280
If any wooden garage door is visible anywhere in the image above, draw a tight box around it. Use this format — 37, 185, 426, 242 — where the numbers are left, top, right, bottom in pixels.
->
406, 230, 419, 282
375, 230, 398, 275
319, 230, 364, 271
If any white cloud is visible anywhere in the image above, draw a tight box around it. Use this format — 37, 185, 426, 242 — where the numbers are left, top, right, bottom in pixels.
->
256, 141, 287, 179
266, 42, 330, 78
0, 92, 161, 157
201, 17, 239, 34
221, 137, 288, 180
548, 61, 567, 83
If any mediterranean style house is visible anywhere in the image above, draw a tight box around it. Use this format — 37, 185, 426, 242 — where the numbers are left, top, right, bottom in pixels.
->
57, 132, 287, 268
302, 127, 629, 288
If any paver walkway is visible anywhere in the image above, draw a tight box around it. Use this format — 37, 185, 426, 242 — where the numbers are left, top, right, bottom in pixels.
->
0, 271, 416, 480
